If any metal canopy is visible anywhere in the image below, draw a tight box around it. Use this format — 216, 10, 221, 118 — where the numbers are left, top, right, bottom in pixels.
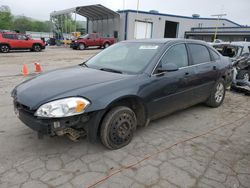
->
50, 4, 120, 21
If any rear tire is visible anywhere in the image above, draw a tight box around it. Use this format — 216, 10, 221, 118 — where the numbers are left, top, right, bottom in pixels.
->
0, 44, 10, 53
236, 70, 250, 81
32, 44, 41, 52
103, 42, 110, 49
205, 79, 226, 108
100, 106, 137, 150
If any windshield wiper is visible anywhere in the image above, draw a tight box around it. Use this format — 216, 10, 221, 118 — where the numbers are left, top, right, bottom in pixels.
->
100, 68, 123, 74
79, 62, 88, 67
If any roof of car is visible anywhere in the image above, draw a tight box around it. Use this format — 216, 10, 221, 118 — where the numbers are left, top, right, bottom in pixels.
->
231, 41, 250, 46
0, 32, 17, 34
212, 41, 250, 47
121, 38, 207, 45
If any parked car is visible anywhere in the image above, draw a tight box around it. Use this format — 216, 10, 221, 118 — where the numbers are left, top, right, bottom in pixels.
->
0, 32, 46, 53
212, 42, 250, 81
70, 33, 115, 50
12, 39, 232, 149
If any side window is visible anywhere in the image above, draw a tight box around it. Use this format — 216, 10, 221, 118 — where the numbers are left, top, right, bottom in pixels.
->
209, 49, 220, 61
188, 44, 211, 64
17, 35, 27, 40
161, 44, 188, 68
2, 34, 11, 39
9, 34, 17, 40
89, 34, 95, 39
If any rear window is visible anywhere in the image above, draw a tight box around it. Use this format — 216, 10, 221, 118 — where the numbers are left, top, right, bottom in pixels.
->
188, 44, 211, 64
2, 34, 17, 39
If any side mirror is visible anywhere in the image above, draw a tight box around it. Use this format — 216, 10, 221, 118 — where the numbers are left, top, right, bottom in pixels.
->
157, 63, 179, 73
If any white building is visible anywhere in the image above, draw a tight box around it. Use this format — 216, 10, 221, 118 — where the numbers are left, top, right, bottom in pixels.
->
51, 4, 250, 42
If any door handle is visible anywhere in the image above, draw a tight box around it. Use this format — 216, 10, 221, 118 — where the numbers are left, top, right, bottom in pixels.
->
184, 72, 189, 76
213, 66, 217, 70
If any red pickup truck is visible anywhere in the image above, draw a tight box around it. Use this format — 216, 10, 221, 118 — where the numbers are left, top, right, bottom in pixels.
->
71, 33, 115, 50
0, 32, 45, 53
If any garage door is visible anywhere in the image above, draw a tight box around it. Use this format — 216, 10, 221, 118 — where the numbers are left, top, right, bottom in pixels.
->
134, 21, 153, 39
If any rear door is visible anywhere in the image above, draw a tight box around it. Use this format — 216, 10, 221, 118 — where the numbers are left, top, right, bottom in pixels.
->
3, 34, 18, 48
187, 43, 219, 101
147, 43, 197, 119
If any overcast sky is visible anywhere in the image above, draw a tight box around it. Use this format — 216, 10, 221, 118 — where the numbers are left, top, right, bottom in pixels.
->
1, 0, 249, 25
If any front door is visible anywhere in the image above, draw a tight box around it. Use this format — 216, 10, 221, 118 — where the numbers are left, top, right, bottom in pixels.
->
16, 34, 31, 48
86, 34, 96, 47
146, 43, 197, 119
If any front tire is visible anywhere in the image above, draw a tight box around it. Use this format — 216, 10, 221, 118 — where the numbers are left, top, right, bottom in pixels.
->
78, 43, 85, 50
32, 44, 41, 52
100, 106, 137, 150
206, 79, 226, 108
0, 44, 10, 53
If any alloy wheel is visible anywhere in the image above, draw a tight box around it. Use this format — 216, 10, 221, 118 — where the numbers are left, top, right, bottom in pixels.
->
34, 45, 41, 52
215, 82, 224, 103
104, 43, 110, 48
1, 45, 9, 53
79, 44, 85, 50
243, 73, 250, 81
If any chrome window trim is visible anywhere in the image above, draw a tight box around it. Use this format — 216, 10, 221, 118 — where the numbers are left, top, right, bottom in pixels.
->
151, 42, 213, 76
151, 42, 186, 76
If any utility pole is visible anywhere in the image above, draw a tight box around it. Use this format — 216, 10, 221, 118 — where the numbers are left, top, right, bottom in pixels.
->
123, 0, 125, 10
211, 14, 227, 42
134, 0, 140, 39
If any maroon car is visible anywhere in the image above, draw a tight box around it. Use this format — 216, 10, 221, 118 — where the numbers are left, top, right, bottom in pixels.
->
71, 33, 115, 50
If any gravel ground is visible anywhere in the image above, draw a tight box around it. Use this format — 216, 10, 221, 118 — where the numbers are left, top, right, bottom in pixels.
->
0, 47, 249, 188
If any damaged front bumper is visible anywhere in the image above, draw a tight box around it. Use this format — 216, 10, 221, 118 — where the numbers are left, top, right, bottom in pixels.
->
14, 101, 105, 142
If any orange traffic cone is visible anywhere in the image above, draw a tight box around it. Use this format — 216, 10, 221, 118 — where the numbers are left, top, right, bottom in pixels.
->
34, 62, 42, 73
22, 64, 29, 76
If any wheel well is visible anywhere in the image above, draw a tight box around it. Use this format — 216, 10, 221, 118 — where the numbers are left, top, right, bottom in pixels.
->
32, 43, 41, 47
79, 42, 86, 46
97, 97, 148, 136
0, 43, 10, 48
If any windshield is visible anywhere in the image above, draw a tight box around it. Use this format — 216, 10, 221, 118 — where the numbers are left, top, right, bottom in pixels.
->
85, 42, 162, 74
80, 34, 89, 39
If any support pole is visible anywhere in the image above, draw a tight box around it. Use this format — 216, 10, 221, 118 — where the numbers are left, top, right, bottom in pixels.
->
75, 12, 77, 32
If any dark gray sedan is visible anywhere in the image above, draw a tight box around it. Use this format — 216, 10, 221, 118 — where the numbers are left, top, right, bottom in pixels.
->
12, 39, 232, 149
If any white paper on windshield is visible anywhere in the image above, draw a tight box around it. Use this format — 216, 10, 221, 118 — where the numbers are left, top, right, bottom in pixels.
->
139, 45, 159, 50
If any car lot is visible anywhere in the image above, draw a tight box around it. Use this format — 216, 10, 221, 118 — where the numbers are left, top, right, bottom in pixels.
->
0, 47, 250, 188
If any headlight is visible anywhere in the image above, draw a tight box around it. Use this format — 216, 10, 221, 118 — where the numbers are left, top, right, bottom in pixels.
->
35, 97, 90, 118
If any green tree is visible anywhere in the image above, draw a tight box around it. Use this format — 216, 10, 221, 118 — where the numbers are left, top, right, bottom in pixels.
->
52, 14, 78, 33
0, 5, 13, 30
13, 16, 33, 33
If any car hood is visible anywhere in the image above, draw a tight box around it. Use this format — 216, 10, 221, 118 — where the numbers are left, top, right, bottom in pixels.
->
13, 66, 130, 109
